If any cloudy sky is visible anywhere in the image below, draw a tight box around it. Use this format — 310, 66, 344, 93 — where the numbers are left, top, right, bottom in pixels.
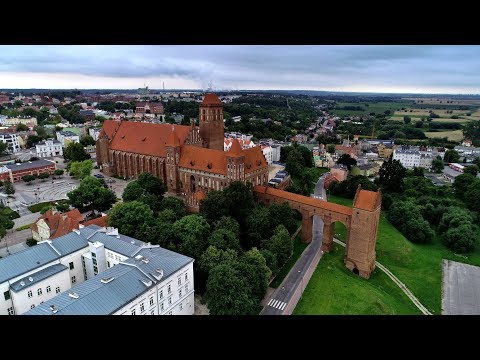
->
0, 45, 478, 94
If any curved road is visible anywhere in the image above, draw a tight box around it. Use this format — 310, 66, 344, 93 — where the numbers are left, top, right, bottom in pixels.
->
261, 173, 329, 315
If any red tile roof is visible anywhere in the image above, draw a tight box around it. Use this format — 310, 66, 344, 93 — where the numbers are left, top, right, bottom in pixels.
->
32, 208, 85, 240
354, 189, 379, 211
253, 186, 353, 216
109, 122, 191, 157
178, 145, 227, 175
228, 138, 243, 157
82, 215, 108, 227
166, 127, 181, 147
101, 119, 121, 140
202, 93, 222, 105
244, 147, 268, 174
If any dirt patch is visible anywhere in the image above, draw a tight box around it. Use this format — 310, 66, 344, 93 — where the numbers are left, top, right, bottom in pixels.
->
194, 294, 210, 315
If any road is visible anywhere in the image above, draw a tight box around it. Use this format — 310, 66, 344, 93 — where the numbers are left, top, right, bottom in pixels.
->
261, 173, 329, 315
442, 260, 480, 315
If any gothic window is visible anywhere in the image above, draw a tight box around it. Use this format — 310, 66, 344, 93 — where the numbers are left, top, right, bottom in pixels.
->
190, 175, 196, 193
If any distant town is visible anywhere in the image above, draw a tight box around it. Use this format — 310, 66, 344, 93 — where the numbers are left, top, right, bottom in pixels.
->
0, 87, 479, 316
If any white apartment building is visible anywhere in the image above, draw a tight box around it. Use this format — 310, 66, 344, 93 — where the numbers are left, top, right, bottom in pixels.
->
261, 145, 273, 165
393, 146, 442, 169
0, 133, 20, 153
1, 224, 194, 315
35, 139, 63, 157
0, 117, 38, 127
89, 127, 102, 141
56, 130, 80, 147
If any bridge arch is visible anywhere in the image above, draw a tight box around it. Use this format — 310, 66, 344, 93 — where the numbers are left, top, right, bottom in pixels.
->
254, 185, 381, 279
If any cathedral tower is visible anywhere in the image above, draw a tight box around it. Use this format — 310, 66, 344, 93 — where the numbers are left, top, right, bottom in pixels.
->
199, 93, 224, 151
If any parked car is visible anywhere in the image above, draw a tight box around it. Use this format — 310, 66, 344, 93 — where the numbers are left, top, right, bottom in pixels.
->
94, 173, 104, 178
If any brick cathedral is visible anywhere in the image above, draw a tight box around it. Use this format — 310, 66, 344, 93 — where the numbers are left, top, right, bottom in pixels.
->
96, 93, 269, 211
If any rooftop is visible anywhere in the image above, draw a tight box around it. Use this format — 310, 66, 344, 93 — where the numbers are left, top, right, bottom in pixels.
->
5, 159, 55, 172
25, 246, 193, 315
10, 264, 68, 292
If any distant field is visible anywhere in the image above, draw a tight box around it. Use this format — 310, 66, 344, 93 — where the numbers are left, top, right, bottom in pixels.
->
390, 116, 470, 124
425, 130, 464, 142
394, 109, 468, 117
331, 102, 412, 116
403, 97, 480, 106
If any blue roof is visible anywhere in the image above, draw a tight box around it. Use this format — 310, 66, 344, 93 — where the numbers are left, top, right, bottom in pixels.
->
10, 264, 68, 292
86, 226, 143, 257
25, 247, 193, 315
5, 159, 55, 171
0, 243, 59, 284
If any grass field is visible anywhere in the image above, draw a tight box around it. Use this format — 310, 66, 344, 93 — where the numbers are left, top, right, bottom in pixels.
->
331, 102, 411, 116
319, 194, 480, 315
390, 116, 470, 124
293, 243, 422, 315
270, 233, 308, 288
425, 130, 464, 142
394, 109, 468, 117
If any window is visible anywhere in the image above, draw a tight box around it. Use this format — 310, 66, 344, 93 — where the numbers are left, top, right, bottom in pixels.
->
140, 303, 145, 312
30, 304, 35, 309
69, 262, 74, 270
71, 276, 76, 284
4, 290, 10, 301
168, 296, 172, 305
185, 273, 188, 281
37, 288, 42, 296
185, 284, 188, 293
7, 307, 14, 315
27, 290, 33, 298
107, 261, 110, 268
159, 289, 164, 299
55, 287, 60, 294
149, 297, 154, 306
92, 258, 97, 265
46, 286, 51, 293
179, 302, 183, 311
178, 277, 182, 286
160, 302, 164, 312
92, 252, 96, 258
131, 309, 136, 315
179, 289, 183, 298
167, 284, 171, 294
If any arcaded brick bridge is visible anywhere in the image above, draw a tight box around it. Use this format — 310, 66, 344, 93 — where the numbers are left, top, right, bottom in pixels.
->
254, 185, 381, 279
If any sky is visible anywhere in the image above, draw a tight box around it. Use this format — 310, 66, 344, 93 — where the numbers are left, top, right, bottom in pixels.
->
0, 45, 479, 94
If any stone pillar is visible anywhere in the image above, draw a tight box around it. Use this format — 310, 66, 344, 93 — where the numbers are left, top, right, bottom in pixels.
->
321, 217, 334, 253
301, 213, 313, 243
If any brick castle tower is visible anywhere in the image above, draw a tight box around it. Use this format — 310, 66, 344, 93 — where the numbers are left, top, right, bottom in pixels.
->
199, 93, 224, 151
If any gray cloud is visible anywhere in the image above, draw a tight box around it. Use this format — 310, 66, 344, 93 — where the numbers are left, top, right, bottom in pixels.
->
0, 45, 479, 93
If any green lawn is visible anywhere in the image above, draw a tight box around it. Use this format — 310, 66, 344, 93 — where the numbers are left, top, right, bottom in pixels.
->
28, 200, 67, 213
323, 194, 480, 315
293, 243, 421, 315
270, 233, 308, 288
331, 102, 412, 116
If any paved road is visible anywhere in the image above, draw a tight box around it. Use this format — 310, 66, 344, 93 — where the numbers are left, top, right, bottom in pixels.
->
442, 259, 480, 315
332, 237, 432, 315
261, 173, 329, 315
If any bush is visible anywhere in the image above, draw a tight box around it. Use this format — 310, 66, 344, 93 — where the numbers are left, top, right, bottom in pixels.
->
26, 238, 37, 247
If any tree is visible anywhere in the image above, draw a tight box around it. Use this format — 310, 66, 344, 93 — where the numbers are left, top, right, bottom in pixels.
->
268, 202, 297, 235
0, 142, 8, 154
473, 157, 480, 167
199, 190, 229, 224
412, 167, 424, 177
337, 154, 357, 170
22, 174, 36, 184
26, 135, 42, 148
80, 135, 96, 147
463, 121, 480, 146
246, 206, 272, 249
69, 160, 93, 180
443, 223, 477, 253
285, 148, 305, 177
262, 225, 292, 266
213, 216, 240, 238
158, 209, 177, 223
403, 116, 411, 124
64, 141, 91, 162
54, 169, 64, 177
121, 172, 166, 213
238, 248, 271, 302
16, 123, 28, 131
378, 159, 407, 193
158, 196, 186, 220
443, 149, 460, 163
327, 144, 335, 154
67, 176, 116, 215
122, 181, 144, 202
55, 203, 70, 213
438, 207, 474, 235
3, 180, 15, 194
38, 172, 50, 180
204, 262, 257, 315
208, 228, 241, 252
431, 156, 444, 173
465, 180, 480, 213
260, 249, 279, 276
108, 201, 155, 239
452, 174, 477, 201
464, 165, 479, 177
172, 214, 210, 260
199, 246, 238, 273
